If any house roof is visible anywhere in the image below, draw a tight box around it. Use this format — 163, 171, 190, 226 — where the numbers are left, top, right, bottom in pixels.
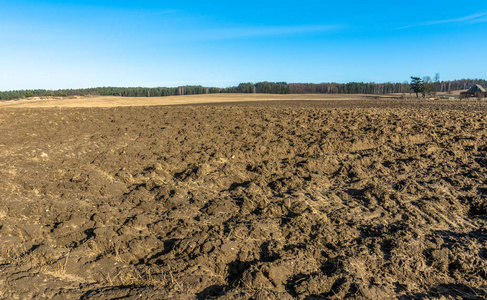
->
467, 84, 486, 93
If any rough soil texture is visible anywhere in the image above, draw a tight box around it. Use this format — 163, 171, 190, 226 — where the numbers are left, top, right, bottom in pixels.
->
1, 99, 487, 299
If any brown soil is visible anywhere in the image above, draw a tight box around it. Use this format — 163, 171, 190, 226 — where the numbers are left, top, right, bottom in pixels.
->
1, 98, 487, 299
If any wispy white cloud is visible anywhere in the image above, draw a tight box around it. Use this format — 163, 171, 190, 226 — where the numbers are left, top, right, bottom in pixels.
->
469, 16, 487, 23
196, 24, 339, 40
399, 12, 487, 29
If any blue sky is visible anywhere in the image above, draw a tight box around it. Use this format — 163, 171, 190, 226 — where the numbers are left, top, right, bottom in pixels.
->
1, 0, 486, 90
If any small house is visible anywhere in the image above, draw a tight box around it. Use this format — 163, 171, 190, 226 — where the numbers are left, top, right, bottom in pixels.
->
461, 84, 487, 97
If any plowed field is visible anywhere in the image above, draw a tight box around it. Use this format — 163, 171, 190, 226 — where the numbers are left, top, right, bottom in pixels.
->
1, 97, 487, 299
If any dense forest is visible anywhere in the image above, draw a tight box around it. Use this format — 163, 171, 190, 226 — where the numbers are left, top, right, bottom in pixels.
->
1, 79, 486, 100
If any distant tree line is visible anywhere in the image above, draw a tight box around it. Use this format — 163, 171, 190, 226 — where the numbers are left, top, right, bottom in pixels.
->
0, 86, 220, 100
223, 82, 290, 94
1, 79, 486, 100
288, 82, 412, 94
222, 81, 411, 94
407, 74, 487, 98
435, 78, 487, 92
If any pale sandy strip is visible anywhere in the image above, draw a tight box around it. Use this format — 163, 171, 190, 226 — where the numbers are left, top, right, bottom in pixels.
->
0, 93, 371, 108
